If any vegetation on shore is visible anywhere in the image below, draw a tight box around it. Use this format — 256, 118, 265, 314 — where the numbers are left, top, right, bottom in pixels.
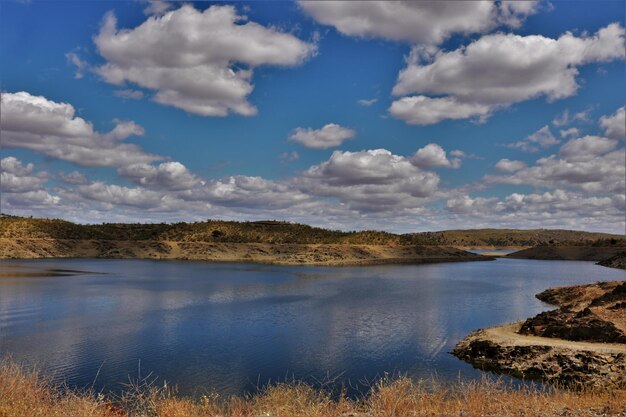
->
2, 359, 625, 417
1, 214, 623, 248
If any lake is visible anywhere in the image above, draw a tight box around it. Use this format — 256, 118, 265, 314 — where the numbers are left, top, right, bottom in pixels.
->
0, 258, 623, 397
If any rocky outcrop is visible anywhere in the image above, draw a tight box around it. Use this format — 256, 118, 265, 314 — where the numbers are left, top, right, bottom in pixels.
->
453, 326, 626, 388
519, 308, 626, 344
453, 280, 626, 388
520, 281, 626, 344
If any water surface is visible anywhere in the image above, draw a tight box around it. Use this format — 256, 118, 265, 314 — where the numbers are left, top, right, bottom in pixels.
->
0, 258, 623, 396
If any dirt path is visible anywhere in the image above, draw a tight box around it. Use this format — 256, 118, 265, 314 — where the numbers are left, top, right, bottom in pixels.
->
484, 323, 626, 353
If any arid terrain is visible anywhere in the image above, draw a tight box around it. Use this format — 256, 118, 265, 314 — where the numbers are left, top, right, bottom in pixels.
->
0, 238, 488, 266
454, 280, 626, 388
2, 358, 625, 417
2, 215, 624, 265
507, 246, 626, 262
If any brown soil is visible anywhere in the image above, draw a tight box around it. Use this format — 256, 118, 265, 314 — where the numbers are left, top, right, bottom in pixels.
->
598, 252, 626, 270
507, 246, 626, 261
0, 238, 490, 266
454, 280, 626, 388
453, 323, 626, 388
520, 281, 626, 344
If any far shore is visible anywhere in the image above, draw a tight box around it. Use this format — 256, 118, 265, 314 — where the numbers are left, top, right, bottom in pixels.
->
0, 238, 493, 266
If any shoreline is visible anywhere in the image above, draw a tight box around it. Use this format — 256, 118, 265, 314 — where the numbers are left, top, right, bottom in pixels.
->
453, 280, 626, 388
1, 359, 625, 417
0, 238, 493, 266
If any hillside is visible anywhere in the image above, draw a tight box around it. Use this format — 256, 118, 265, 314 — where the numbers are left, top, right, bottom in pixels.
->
507, 246, 626, 262
1, 214, 622, 247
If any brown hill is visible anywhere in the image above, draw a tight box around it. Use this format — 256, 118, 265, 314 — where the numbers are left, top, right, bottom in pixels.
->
1, 214, 622, 247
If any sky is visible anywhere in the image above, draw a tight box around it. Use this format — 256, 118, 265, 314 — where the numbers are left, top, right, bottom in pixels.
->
0, 0, 625, 233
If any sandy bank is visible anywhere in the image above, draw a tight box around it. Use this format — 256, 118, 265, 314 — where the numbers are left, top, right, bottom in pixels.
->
0, 238, 490, 266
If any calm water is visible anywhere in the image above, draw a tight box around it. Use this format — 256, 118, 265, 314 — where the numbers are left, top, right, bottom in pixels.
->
0, 258, 623, 396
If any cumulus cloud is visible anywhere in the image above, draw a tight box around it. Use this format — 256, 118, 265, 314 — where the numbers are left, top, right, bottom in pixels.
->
94, 4, 316, 116
0, 91, 158, 167
495, 159, 526, 173
117, 162, 201, 191
58, 170, 89, 185
599, 106, 625, 139
486, 135, 625, 194
391, 24, 625, 124
389, 96, 491, 125
78, 182, 167, 209
1, 157, 46, 193
410, 144, 461, 168
1, 157, 59, 207
446, 190, 625, 231
197, 176, 311, 210
507, 125, 559, 153
559, 135, 618, 162
299, 1, 537, 45
143, 0, 172, 16
293, 149, 442, 212
289, 123, 355, 149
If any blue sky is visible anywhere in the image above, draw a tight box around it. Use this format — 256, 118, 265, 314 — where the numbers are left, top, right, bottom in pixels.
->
1, 0, 624, 233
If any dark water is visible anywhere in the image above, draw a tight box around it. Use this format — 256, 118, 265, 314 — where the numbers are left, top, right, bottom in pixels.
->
0, 258, 623, 396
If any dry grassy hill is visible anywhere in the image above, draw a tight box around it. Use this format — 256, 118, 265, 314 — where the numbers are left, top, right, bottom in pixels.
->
1, 214, 622, 247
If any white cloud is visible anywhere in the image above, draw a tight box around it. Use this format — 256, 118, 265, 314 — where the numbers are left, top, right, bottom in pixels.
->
299, 1, 537, 45
486, 136, 625, 194
446, 190, 625, 231
94, 4, 316, 116
143, 0, 172, 16
389, 95, 491, 125
559, 127, 580, 139
599, 106, 625, 139
289, 123, 355, 149
391, 24, 625, 124
197, 176, 311, 210
78, 182, 167, 209
1, 157, 59, 207
552, 108, 592, 127
495, 159, 526, 173
279, 151, 300, 162
117, 161, 201, 191
113, 89, 145, 100
59, 171, 88, 185
0, 91, 158, 167
0, 157, 46, 193
559, 135, 618, 162
507, 125, 559, 153
294, 149, 442, 212
66, 51, 89, 79
357, 98, 377, 106
410, 143, 460, 169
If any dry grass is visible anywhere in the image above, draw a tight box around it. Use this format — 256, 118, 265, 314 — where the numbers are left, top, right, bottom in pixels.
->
1, 359, 625, 417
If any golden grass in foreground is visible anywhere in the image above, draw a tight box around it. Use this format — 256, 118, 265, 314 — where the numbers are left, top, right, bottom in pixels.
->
1, 360, 625, 417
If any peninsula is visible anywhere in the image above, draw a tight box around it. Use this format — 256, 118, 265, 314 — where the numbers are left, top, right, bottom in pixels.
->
454, 280, 626, 388
1, 215, 624, 266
